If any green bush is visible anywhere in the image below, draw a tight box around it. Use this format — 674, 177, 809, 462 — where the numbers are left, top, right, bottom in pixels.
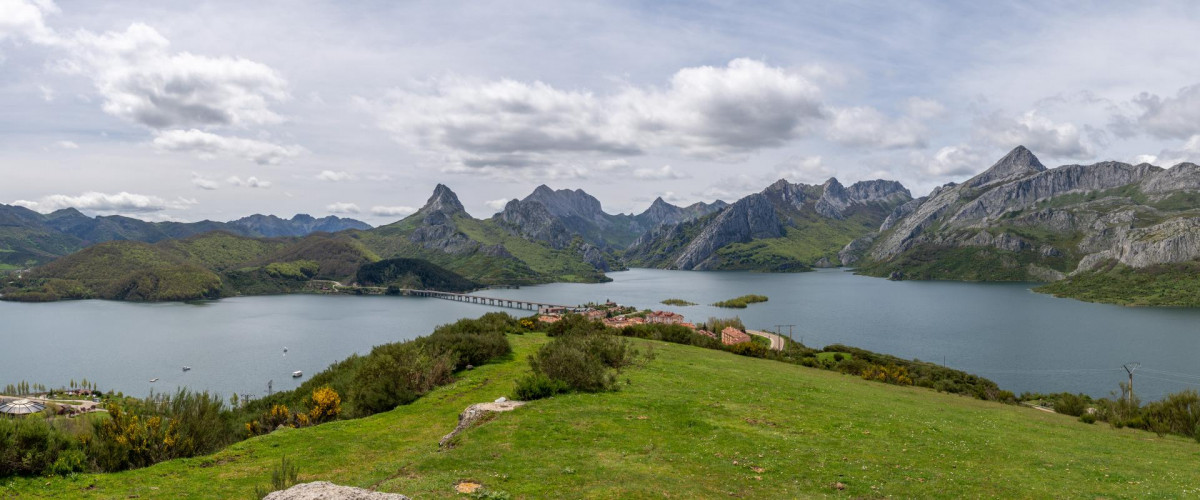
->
513, 374, 570, 401
1079, 413, 1096, 424
349, 344, 457, 416
529, 333, 631, 394
726, 341, 768, 358
0, 417, 84, 477
1054, 393, 1088, 417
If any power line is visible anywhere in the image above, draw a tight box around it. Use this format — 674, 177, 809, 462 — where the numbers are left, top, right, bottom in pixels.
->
1139, 368, 1200, 381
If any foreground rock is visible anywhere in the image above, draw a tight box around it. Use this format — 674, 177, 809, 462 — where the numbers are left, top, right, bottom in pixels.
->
439, 399, 526, 448
263, 481, 409, 500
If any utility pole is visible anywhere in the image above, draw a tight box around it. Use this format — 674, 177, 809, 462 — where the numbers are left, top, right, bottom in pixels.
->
774, 324, 797, 342
1122, 363, 1140, 405
267, 380, 273, 397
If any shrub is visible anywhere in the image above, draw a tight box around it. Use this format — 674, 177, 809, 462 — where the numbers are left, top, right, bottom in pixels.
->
308, 386, 341, 424
726, 342, 768, 358
349, 344, 457, 416
1079, 413, 1097, 424
0, 417, 84, 477
1054, 393, 1088, 417
513, 374, 570, 401
832, 353, 845, 362
529, 334, 631, 393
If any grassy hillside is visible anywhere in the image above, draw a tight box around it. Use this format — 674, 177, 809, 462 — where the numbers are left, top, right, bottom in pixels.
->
352, 214, 610, 285
0, 232, 380, 302
1037, 258, 1200, 306
13, 334, 1198, 498
716, 209, 883, 270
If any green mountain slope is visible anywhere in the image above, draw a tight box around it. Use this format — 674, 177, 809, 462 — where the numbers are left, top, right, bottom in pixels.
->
0, 232, 377, 302
14, 333, 1198, 498
626, 178, 910, 271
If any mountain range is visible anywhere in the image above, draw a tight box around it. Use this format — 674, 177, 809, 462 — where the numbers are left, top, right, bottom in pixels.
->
847, 146, 1200, 305
0, 206, 369, 270
10, 146, 1200, 306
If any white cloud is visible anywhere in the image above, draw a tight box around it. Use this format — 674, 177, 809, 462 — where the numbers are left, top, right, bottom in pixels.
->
484, 198, 511, 211
1132, 84, 1200, 140
54, 140, 77, 149
914, 145, 984, 177
1144, 134, 1200, 167
773, 155, 834, 184
632, 165, 687, 180
326, 202, 361, 214
0, 0, 58, 44
975, 110, 1094, 159
614, 58, 826, 158
370, 205, 416, 217
190, 172, 219, 190
316, 170, 355, 182
50, 23, 290, 129
38, 84, 54, 102
371, 58, 827, 174
827, 106, 929, 149
13, 191, 194, 213
153, 129, 301, 165
226, 176, 271, 188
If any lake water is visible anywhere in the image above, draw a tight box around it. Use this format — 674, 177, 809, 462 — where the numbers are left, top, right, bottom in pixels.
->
3, 269, 1199, 401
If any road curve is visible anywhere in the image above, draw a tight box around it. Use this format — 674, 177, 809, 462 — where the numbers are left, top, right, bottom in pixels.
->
746, 330, 785, 351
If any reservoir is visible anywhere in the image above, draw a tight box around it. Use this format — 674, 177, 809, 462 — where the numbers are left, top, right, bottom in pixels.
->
2, 269, 1198, 401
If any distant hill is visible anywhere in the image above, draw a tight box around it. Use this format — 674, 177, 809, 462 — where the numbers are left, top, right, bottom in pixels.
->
0, 205, 371, 271
229, 213, 371, 237
0, 231, 379, 302
355, 257, 478, 293
625, 178, 911, 271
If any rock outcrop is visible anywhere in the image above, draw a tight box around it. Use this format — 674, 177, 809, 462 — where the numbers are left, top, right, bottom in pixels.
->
263, 482, 409, 500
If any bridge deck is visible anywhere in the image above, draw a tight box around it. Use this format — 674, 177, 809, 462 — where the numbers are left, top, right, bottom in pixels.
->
311, 281, 577, 312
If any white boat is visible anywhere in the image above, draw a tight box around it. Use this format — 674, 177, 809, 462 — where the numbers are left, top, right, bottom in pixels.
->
182, 366, 191, 372
149, 378, 159, 383
291, 371, 303, 378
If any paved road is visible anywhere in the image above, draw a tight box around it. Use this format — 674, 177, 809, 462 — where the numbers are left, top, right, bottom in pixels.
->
746, 330, 785, 351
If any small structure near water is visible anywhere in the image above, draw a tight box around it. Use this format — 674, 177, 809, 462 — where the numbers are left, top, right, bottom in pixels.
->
0, 398, 46, 416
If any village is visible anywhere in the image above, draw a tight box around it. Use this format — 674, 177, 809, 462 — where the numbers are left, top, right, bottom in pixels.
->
535, 300, 768, 348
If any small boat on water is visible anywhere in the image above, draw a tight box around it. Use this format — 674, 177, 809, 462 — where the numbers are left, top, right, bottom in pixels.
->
182, 366, 191, 372
283, 347, 288, 353
149, 378, 159, 383
291, 371, 303, 378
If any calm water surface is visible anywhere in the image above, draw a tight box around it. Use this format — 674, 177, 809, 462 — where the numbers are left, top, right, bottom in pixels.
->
3, 269, 1199, 400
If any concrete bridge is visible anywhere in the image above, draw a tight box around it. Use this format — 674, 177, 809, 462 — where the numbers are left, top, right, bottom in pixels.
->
308, 281, 578, 312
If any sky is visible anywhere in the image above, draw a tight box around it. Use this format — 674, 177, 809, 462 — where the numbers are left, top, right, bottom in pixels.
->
2, 1, 1200, 224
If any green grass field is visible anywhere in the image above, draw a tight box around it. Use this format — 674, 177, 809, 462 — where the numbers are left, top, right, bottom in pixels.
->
9, 334, 1199, 498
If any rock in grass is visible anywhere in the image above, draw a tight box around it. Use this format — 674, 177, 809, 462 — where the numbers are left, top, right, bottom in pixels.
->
263, 481, 410, 499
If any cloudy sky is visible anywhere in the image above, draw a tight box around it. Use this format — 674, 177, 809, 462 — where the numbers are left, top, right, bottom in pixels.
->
3, 1, 1200, 223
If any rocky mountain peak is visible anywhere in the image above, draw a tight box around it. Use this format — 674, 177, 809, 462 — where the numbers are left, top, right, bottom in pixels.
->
522, 185, 604, 220
422, 184, 466, 215
967, 145, 1046, 188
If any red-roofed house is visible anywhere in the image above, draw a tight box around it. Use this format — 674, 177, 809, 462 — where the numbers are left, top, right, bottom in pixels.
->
721, 327, 750, 345
646, 311, 685, 325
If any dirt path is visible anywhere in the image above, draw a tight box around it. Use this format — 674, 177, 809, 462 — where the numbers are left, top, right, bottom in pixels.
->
746, 330, 785, 351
